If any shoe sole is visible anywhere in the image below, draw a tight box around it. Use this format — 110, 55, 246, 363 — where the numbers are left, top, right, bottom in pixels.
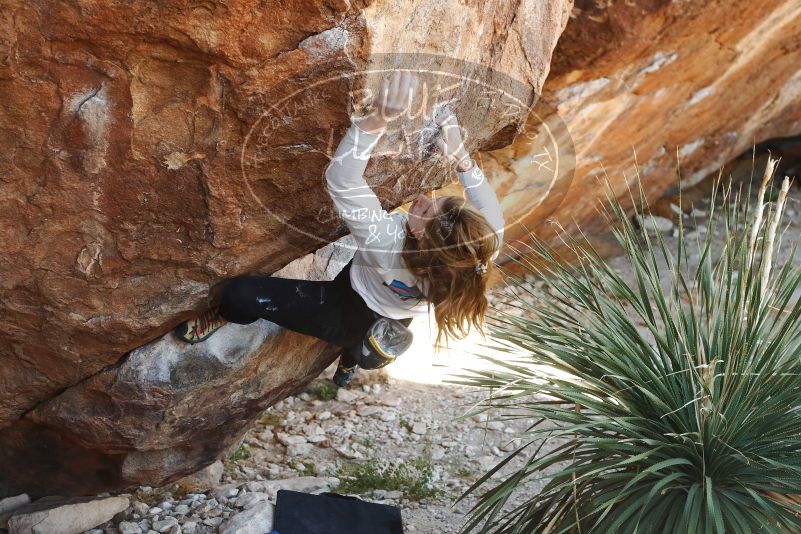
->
174, 322, 224, 344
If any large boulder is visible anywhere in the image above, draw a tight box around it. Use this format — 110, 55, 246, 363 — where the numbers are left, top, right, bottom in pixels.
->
0, 0, 572, 496
481, 0, 801, 248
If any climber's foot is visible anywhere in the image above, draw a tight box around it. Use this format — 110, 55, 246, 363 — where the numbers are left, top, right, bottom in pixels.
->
333, 363, 358, 388
174, 306, 228, 344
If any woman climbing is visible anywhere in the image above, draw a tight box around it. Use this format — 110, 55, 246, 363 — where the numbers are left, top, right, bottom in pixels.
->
174, 70, 505, 386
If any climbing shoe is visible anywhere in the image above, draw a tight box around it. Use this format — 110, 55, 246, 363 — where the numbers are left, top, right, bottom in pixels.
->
174, 306, 228, 344
333, 363, 358, 388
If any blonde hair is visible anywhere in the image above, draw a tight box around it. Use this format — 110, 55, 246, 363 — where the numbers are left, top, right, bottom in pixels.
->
402, 196, 500, 347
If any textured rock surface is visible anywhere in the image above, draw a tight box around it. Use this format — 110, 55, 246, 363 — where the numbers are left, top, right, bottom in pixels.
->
218, 501, 274, 534
0, 0, 571, 496
0, 238, 355, 497
5, 496, 129, 534
0, 494, 30, 516
175, 460, 225, 493
491, 0, 801, 247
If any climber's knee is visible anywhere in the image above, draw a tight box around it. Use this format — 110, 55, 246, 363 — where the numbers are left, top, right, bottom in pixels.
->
219, 276, 260, 324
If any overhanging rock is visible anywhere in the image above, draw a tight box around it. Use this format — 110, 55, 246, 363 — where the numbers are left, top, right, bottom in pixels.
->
0, 0, 572, 496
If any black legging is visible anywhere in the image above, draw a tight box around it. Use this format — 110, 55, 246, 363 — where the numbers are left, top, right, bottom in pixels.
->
219, 261, 411, 353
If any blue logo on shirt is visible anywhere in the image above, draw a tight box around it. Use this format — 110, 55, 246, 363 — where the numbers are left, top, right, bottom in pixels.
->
384, 280, 424, 301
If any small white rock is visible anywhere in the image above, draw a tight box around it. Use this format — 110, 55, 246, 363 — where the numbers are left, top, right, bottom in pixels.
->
0, 494, 30, 516
203, 516, 224, 527
636, 214, 673, 234
132, 501, 150, 516
287, 442, 313, 456
119, 521, 144, 534
257, 430, 274, 442
152, 516, 179, 532
211, 485, 240, 502
379, 396, 402, 408
219, 501, 274, 534
690, 208, 707, 217
485, 421, 504, 431
500, 438, 521, 452
234, 492, 269, 510
356, 406, 381, 417
336, 388, 358, 403
276, 432, 308, 447
379, 411, 397, 422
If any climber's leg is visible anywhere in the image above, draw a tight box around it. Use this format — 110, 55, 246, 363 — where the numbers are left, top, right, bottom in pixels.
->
332, 345, 360, 387
332, 316, 414, 387
217, 262, 377, 348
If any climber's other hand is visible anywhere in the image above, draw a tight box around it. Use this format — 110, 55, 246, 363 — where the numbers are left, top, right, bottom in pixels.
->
434, 110, 469, 166
373, 70, 420, 121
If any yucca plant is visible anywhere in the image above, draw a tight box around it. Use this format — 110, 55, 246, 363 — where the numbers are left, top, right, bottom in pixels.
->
456, 159, 801, 533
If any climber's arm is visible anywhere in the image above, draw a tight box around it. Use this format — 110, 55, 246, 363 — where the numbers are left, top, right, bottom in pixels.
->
456, 159, 505, 246
324, 114, 405, 264
434, 111, 505, 259
325, 71, 419, 265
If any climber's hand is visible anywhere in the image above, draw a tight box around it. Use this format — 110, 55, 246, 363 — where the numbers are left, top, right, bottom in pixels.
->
374, 70, 420, 119
356, 70, 419, 133
434, 110, 470, 168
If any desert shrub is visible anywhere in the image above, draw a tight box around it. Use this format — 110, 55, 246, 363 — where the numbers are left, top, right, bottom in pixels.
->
458, 162, 801, 533
337, 457, 439, 501
227, 444, 251, 462
316, 382, 338, 401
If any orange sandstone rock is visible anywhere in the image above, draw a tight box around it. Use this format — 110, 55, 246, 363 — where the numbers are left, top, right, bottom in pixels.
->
0, 0, 570, 496
487, 0, 801, 249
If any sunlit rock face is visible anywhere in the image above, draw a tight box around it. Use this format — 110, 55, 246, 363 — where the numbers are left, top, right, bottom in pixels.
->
0, 0, 571, 496
481, 0, 801, 247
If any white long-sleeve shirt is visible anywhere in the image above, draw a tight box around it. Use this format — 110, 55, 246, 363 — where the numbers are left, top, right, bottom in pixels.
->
324, 116, 505, 319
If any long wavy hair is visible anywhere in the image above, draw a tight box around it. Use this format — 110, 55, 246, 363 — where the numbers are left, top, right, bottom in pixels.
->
402, 196, 500, 347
